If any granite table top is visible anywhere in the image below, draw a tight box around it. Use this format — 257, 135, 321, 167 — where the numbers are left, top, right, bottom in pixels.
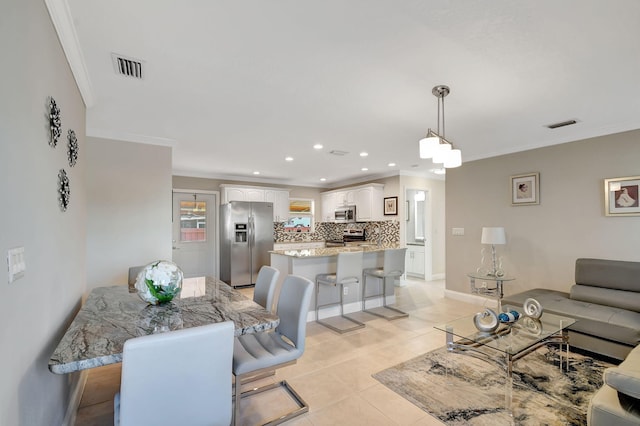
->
270, 243, 402, 258
48, 276, 279, 374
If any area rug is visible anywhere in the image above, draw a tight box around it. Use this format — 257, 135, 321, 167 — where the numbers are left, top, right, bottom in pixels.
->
373, 346, 614, 425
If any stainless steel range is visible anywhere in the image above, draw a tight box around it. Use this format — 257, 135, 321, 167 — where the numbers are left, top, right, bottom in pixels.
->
325, 229, 366, 247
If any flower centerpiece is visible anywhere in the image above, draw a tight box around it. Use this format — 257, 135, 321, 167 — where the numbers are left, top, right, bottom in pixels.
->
135, 260, 183, 305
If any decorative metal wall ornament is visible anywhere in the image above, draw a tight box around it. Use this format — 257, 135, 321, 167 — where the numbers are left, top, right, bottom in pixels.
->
48, 97, 62, 147
67, 129, 78, 167
58, 169, 70, 211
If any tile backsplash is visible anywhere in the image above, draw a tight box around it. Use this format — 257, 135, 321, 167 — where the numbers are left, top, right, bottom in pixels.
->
274, 221, 399, 244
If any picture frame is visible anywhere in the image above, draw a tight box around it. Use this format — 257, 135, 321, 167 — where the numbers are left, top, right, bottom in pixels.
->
384, 196, 398, 215
604, 176, 640, 216
511, 172, 539, 206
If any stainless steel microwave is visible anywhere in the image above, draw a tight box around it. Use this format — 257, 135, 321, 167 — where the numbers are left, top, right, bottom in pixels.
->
335, 206, 356, 223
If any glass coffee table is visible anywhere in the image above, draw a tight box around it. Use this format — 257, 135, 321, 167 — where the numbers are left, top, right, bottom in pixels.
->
434, 311, 576, 411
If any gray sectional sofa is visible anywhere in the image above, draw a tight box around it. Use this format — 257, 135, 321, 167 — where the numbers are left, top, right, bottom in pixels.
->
502, 258, 640, 361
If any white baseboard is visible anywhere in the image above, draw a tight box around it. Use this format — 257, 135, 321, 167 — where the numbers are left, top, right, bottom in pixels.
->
444, 289, 498, 309
62, 370, 88, 426
306, 295, 396, 322
430, 273, 445, 280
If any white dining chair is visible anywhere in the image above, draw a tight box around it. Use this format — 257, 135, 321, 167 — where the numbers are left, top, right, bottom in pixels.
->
253, 265, 280, 313
362, 248, 409, 320
114, 321, 234, 426
232, 275, 313, 425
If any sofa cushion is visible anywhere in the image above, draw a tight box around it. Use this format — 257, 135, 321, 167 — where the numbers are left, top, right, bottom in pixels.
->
570, 284, 640, 313
503, 288, 640, 347
575, 258, 640, 292
588, 383, 640, 426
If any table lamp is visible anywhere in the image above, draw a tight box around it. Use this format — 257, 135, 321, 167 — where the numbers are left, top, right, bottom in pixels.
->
481, 227, 506, 277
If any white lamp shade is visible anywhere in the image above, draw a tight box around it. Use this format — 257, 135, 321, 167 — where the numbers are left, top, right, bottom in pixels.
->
481, 227, 506, 245
419, 136, 440, 159
443, 149, 462, 168
432, 143, 452, 163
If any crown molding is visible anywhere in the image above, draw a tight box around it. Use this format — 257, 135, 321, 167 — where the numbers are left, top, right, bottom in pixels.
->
45, 0, 95, 107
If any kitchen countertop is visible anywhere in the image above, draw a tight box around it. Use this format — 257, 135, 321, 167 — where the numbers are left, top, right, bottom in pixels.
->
270, 243, 401, 258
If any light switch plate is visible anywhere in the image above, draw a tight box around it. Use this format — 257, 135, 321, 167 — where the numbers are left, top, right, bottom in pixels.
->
452, 228, 465, 236
7, 247, 25, 284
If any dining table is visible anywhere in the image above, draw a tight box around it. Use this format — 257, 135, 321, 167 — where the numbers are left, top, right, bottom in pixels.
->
48, 276, 279, 374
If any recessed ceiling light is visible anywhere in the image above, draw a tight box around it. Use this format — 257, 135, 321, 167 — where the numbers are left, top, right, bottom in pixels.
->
285, 156, 293, 161
361, 167, 368, 171
431, 168, 446, 175
253, 171, 260, 175
388, 162, 396, 167
320, 178, 327, 182
360, 152, 368, 157
313, 144, 323, 150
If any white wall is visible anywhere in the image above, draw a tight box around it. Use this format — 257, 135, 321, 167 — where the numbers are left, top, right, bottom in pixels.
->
446, 129, 640, 298
87, 138, 172, 290
0, 0, 87, 424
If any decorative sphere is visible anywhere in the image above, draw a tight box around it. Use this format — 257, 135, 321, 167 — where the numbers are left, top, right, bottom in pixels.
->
135, 260, 183, 305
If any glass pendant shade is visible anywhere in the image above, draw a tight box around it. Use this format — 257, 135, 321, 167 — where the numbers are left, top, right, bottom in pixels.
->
443, 149, 462, 168
432, 143, 452, 164
419, 136, 440, 159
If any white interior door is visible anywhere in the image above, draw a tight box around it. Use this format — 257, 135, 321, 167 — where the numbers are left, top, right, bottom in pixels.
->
172, 192, 218, 278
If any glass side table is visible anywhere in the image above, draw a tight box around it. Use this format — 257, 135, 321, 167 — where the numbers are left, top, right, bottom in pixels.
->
467, 273, 515, 312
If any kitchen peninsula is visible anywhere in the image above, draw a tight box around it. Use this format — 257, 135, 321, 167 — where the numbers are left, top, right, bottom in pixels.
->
270, 244, 402, 321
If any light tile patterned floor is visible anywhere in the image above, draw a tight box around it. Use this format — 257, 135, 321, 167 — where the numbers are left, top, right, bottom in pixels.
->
75, 278, 480, 425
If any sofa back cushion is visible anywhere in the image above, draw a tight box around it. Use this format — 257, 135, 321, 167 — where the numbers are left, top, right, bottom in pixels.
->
575, 258, 640, 292
570, 284, 640, 313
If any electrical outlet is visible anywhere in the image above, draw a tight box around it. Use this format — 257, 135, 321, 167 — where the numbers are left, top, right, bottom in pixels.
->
343, 287, 349, 295
7, 247, 25, 284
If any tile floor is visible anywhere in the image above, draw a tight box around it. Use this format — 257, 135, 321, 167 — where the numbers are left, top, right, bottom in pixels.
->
75, 278, 482, 426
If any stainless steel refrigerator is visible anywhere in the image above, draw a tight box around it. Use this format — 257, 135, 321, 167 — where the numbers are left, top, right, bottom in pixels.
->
220, 201, 274, 287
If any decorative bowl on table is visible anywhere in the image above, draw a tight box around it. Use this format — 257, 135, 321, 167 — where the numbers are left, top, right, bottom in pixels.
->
134, 260, 183, 305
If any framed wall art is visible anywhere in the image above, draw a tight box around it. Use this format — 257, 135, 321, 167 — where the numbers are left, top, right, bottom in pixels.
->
511, 172, 539, 206
384, 196, 398, 215
604, 176, 640, 216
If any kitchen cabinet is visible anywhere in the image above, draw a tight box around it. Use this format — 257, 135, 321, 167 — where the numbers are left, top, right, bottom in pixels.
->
321, 192, 337, 222
265, 189, 290, 222
321, 184, 384, 222
221, 185, 290, 221
406, 245, 425, 277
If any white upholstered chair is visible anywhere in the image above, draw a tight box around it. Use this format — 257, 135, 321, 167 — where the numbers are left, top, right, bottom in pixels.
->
362, 248, 408, 320
253, 265, 280, 313
114, 322, 234, 426
315, 251, 365, 333
232, 275, 313, 425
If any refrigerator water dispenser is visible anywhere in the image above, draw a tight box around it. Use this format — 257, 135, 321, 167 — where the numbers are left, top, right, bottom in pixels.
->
235, 223, 248, 243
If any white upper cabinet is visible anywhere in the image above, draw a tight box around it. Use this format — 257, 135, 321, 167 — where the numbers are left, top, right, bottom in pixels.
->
265, 189, 290, 222
221, 185, 290, 221
321, 183, 384, 222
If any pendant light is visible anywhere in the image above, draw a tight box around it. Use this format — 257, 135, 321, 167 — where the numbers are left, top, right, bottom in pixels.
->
418, 85, 462, 168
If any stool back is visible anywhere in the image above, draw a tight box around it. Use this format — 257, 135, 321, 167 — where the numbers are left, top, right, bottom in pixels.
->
336, 251, 364, 284
383, 248, 407, 277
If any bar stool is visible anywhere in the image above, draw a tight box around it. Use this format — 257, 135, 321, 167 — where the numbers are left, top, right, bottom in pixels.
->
315, 251, 365, 333
362, 248, 408, 320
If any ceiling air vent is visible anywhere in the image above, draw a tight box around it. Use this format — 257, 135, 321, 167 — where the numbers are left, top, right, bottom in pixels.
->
546, 119, 578, 129
329, 150, 349, 156
112, 53, 144, 79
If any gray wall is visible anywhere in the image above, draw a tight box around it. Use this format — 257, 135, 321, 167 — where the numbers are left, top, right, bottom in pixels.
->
87, 138, 173, 290
0, 0, 87, 424
446, 129, 640, 298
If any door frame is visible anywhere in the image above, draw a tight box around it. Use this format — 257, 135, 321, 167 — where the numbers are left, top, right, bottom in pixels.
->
172, 189, 221, 279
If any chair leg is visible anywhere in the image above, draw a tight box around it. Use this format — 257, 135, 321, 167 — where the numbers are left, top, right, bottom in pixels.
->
234, 363, 308, 426
362, 275, 408, 320
316, 281, 365, 333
